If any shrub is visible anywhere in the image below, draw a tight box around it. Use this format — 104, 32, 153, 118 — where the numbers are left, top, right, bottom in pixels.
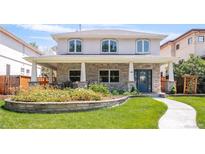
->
70, 88, 101, 101
12, 86, 101, 102
111, 89, 125, 95
88, 83, 109, 96
170, 85, 176, 94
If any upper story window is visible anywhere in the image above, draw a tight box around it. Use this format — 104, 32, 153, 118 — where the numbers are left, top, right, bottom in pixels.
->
101, 39, 117, 53
68, 39, 82, 53
21, 67, 25, 75
176, 44, 180, 50
188, 37, 192, 45
197, 36, 204, 43
136, 39, 150, 53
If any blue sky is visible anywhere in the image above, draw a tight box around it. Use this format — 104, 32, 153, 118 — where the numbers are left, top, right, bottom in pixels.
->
1, 24, 205, 51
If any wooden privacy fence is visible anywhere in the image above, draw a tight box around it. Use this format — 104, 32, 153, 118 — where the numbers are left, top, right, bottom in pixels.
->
0, 75, 55, 95
161, 76, 167, 92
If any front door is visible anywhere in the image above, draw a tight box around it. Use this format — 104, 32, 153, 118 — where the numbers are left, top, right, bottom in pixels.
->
134, 69, 152, 93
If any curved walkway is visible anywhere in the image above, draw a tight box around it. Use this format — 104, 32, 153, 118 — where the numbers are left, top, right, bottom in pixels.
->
153, 98, 198, 129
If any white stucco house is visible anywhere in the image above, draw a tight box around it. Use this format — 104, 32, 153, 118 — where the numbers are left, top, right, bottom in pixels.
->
0, 26, 41, 76
25, 29, 176, 93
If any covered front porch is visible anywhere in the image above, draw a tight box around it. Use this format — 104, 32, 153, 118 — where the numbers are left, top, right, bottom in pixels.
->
25, 55, 176, 93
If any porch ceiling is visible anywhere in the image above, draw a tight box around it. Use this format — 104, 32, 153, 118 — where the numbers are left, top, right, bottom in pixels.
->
24, 55, 178, 64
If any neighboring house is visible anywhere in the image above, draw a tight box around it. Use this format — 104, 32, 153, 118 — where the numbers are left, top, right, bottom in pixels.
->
25, 29, 175, 93
0, 26, 41, 76
160, 29, 205, 76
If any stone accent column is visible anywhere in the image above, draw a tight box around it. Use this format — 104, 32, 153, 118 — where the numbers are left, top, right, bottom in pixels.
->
30, 62, 38, 86
128, 62, 136, 91
166, 62, 175, 92
48, 69, 53, 84
79, 62, 87, 88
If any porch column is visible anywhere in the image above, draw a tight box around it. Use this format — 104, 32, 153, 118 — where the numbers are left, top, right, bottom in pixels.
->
168, 62, 174, 81
80, 62, 86, 82
128, 62, 135, 91
31, 62, 37, 82
166, 62, 175, 93
128, 62, 134, 82
48, 69, 53, 84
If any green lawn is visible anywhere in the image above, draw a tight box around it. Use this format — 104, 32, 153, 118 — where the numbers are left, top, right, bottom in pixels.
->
0, 97, 167, 129
169, 96, 205, 128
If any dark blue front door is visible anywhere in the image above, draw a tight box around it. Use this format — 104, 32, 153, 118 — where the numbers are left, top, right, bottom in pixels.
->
134, 70, 152, 93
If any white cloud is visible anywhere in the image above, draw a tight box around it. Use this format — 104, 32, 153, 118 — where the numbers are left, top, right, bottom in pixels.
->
18, 24, 75, 33
30, 36, 51, 40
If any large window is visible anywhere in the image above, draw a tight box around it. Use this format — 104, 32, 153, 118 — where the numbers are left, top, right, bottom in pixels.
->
136, 40, 150, 53
69, 70, 81, 82
21, 67, 25, 74
188, 37, 192, 45
99, 70, 119, 83
176, 44, 180, 50
68, 39, 82, 53
101, 39, 117, 53
198, 36, 204, 43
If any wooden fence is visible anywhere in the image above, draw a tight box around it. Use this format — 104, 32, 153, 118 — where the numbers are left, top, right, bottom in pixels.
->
161, 76, 167, 92
0, 75, 54, 95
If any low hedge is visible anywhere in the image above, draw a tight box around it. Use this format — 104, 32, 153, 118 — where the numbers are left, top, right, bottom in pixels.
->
12, 86, 101, 102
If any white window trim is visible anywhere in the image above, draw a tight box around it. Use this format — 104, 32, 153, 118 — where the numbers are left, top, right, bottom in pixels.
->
188, 37, 192, 45
136, 39, 150, 54
98, 69, 120, 83
101, 39, 118, 53
197, 36, 204, 43
68, 69, 81, 81
68, 39, 82, 53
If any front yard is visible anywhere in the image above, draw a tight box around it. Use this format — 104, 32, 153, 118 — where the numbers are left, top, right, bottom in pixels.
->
0, 97, 167, 129
169, 96, 205, 128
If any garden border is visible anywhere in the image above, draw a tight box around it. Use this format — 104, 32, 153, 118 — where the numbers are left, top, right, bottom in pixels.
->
4, 96, 129, 113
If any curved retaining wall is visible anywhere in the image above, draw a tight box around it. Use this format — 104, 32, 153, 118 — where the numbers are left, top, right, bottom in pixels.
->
4, 96, 129, 113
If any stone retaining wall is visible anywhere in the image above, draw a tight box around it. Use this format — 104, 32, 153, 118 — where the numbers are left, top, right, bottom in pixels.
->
4, 96, 129, 113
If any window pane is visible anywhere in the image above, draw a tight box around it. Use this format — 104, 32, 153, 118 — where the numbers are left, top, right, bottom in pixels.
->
198, 36, 204, 42
70, 77, 80, 82
102, 40, 109, 52
69, 40, 75, 52
110, 40, 117, 52
69, 71, 80, 82
100, 70, 109, 76
137, 40, 143, 52
99, 71, 109, 82
100, 77, 109, 82
110, 70, 119, 82
110, 70, 119, 76
76, 40, 81, 52
70, 71, 80, 76
144, 40, 149, 52
188, 38, 192, 44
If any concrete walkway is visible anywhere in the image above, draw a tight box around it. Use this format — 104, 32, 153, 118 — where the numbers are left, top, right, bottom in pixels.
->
153, 98, 198, 129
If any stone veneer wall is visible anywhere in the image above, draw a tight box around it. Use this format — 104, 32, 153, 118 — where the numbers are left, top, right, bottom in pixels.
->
56, 63, 161, 93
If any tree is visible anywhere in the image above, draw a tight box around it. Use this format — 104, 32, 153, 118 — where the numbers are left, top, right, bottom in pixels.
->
29, 42, 38, 49
174, 54, 205, 79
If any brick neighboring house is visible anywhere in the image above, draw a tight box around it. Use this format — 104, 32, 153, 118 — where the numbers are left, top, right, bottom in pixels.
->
160, 29, 205, 76
25, 29, 176, 93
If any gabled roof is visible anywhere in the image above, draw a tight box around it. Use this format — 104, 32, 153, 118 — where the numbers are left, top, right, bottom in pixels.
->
52, 29, 167, 40
0, 26, 42, 55
161, 29, 205, 49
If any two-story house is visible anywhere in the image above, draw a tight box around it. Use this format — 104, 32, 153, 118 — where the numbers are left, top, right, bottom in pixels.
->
0, 26, 41, 76
25, 29, 175, 93
160, 29, 205, 76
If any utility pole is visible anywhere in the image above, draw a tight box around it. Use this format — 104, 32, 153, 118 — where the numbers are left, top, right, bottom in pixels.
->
79, 24, 81, 31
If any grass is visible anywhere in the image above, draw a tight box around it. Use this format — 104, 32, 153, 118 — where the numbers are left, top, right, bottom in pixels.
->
0, 97, 167, 129
168, 96, 205, 128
